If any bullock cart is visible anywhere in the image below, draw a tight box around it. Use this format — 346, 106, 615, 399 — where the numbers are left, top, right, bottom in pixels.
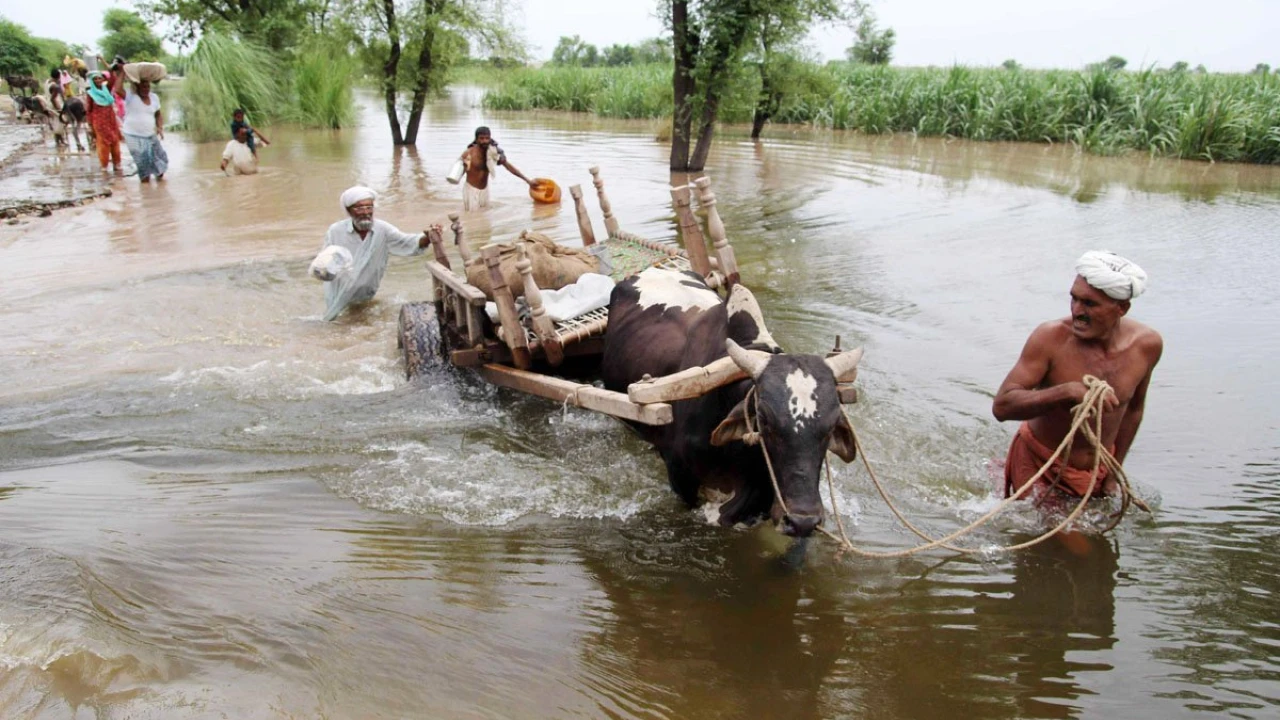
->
397, 167, 859, 425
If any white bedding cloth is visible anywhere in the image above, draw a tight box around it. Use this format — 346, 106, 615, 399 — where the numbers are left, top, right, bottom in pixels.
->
485, 273, 615, 324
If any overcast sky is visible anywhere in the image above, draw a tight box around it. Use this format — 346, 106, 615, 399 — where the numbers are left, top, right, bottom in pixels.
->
5, 0, 1277, 72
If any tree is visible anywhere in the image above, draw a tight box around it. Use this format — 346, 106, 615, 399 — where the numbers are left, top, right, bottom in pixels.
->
348, 0, 517, 146
846, 11, 894, 65
633, 37, 672, 64
1252, 62, 1271, 75
602, 43, 635, 67
749, 0, 861, 139
101, 9, 164, 61
0, 18, 42, 77
550, 35, 599, 66
140, 0, 312, 51
667, 0, 779, 171
1001, 59, 1020, 71
1169, 60, 1189, 73
1103, 55, 1127, 71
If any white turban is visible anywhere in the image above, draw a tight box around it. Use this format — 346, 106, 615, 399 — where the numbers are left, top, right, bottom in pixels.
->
340, 186, 377, 211
1075, 250, 1147, 300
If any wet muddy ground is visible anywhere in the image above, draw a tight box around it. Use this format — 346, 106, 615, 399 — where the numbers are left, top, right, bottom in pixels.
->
0, 95, 113, 219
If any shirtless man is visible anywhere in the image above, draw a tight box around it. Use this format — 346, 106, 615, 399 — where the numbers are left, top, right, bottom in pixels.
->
993, 251, 1163, 499
459, 126, 535, 210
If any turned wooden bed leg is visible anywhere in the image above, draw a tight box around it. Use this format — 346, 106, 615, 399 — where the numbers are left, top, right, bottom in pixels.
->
481, 244, 532, 370
517, 237, 565, 366
693, 176, 739, 288
426, 225, 450, 271
449, 212, 472, 265
589, 166, 620, 238
670, 184, 713, 279
569, 184, 597, 246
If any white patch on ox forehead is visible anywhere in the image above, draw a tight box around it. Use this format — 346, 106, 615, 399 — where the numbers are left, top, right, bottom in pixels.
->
633, 268, 721, 312
726, 284, 779, 349
785, 369, 819, 432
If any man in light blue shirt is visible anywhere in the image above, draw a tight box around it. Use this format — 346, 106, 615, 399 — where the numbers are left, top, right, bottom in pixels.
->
320, 186, 434, 321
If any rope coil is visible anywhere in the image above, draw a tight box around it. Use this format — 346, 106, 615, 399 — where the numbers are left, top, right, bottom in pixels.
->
748, 375, 1149, 558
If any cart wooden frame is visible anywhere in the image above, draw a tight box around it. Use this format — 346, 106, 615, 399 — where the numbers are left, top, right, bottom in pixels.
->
398, 167, 858, 426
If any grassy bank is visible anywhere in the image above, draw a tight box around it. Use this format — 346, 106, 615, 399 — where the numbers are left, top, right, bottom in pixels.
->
482, 63, 1280, 164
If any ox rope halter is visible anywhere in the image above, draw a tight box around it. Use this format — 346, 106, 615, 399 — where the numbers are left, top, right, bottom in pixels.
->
746, 376, 1147, 558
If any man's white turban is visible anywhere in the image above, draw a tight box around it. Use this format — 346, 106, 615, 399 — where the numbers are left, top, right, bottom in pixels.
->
1075, 250, 1147, 301
340, 186, 377, 211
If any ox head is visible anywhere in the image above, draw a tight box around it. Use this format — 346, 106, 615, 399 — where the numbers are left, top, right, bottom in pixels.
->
710, 338, 862, 538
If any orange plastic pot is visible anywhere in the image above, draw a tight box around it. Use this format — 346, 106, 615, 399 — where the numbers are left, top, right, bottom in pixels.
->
529, 178, 562, 204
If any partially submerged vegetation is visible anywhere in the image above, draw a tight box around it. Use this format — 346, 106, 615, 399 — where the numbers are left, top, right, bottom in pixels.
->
178, 33, 353, 142
483, 62, 1280, 164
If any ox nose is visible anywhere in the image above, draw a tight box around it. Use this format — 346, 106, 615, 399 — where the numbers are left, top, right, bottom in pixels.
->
782, 513, 822, 538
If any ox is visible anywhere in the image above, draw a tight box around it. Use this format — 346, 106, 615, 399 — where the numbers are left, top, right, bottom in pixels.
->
56, 97, 86, 151
601, 268, 863, 538
5, 76, 41, 96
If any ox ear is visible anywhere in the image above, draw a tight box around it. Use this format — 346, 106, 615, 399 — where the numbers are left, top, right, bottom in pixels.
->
828, 412, 858, 462
710, 398, 751, 447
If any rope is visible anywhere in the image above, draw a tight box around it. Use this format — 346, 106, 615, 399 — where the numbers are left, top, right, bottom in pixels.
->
750, 375, 1148, 558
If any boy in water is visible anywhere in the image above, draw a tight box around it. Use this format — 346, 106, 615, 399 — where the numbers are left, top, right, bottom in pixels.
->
230, 109, 270, 156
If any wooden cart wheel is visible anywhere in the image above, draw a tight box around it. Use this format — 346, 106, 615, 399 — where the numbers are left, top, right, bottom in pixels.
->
398, 302, 445, 379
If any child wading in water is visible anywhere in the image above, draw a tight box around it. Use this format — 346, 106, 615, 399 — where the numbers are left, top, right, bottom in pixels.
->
230, 109, 270, 156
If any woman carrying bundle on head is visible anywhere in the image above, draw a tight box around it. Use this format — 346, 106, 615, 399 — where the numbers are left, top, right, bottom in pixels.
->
84, 71, 122, 173
112, 63, 168, 183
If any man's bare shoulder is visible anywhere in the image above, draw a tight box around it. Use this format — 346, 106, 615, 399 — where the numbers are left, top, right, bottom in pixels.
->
1123, 318, 1164, 362
1028, 318, 1075, 345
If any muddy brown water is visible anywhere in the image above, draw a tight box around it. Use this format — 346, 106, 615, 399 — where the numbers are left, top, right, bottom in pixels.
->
1, 88, 1278, 719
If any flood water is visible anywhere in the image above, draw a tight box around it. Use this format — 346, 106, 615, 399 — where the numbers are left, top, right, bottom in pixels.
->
2, 87, 1278, 718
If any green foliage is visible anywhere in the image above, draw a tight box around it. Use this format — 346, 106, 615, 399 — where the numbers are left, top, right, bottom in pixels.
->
101, 9, 163, 61
551, 35, 599, 66
484, 62, 1280, 165
1253, 63, 1271, 75
32, 35, 75, 75
1002, 59, 1020, 71
179, 33, 281, 142
139, 0, 313, 51
1104, 55, 1128, 71
290, 40, 356, 128
0, 18, 43, 77
633, 37, 672, 65
602, 44, 634, 67
1170, 61, 1189, 73
847, 12, 894, 65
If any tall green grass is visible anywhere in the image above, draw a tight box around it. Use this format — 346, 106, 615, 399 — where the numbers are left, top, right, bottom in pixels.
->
180, 33, 280, 142
178, 32, 355, 142
290, 42, 356, 129
483, 63, 1280, 164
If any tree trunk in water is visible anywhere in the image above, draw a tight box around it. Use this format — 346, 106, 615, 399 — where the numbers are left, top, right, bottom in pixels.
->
382, 0, 404, 146
688, 94, 719, 172
669, 0, 695, 171
402, 20, 436, 146
751, 61, 769, 140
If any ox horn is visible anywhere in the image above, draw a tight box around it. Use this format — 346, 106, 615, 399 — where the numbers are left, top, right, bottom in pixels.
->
824, 347, 864, 381
726, 339, 771, 380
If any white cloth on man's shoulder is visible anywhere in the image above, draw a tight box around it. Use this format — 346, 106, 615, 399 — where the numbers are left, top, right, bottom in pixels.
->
1075, 250, 1147, 300
319, 218, 423, 321
221, 140, 258, 175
